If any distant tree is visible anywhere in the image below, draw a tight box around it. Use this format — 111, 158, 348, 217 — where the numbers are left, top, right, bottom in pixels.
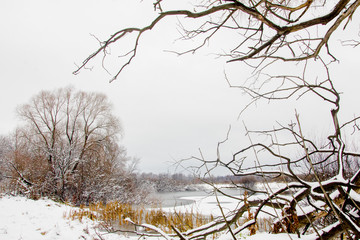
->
0, 135, 12, 183
75, 0, 360, 239
15, 87, 124, 201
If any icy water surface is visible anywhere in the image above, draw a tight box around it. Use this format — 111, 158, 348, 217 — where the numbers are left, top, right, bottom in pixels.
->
153, 187, 244, 208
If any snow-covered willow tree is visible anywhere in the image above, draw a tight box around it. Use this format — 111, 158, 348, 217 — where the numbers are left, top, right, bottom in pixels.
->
74, 0, 360, 239
13, 87, 127, 201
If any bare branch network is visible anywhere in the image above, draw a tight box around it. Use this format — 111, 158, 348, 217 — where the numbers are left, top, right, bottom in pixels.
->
73, 0, 360, 239
174, 61, 360, 238
74, 0, 360, 81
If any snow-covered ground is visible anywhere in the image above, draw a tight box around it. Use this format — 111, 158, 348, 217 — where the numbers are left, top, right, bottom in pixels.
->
0, 196, 123, 240
0, 194, 309, 240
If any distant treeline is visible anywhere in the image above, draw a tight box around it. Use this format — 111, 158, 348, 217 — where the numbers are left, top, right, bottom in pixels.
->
138, 172, 264, 192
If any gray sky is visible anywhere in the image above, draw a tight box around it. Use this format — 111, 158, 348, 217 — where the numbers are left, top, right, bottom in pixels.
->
1, 0, 360, 174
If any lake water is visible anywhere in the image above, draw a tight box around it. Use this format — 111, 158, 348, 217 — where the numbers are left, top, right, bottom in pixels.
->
153, 187, 244, 208
150, 183, 285, 217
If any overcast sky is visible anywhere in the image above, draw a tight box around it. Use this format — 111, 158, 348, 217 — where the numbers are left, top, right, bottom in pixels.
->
1, 0, 360, 174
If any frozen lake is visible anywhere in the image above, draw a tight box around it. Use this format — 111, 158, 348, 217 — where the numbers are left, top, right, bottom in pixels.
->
153, 186, 244, 208
151, 182, 286, 216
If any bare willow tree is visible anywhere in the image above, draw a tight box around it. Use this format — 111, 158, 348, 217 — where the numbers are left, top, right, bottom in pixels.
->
16, 87, 123, 200
74, 0, 360, 239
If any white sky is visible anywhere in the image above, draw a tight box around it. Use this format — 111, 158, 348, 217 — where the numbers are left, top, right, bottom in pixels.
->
1, 0, 360, 174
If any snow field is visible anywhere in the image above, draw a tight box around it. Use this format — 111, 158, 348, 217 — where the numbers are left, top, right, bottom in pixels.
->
0, 196, 123, 240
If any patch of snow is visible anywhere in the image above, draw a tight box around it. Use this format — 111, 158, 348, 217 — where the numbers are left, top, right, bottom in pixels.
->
233, 232, 314, 240
0, 195, 124, 240
254, 182, 287, 192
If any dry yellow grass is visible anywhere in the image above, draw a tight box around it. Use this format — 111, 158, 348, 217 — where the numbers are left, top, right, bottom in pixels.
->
66, 199, 272, 236
66, 200, 214, 234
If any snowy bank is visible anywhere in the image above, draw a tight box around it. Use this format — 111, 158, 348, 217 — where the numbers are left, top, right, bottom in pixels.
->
0, 195, 123, 240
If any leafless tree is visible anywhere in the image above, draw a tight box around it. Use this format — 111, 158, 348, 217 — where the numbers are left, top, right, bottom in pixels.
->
15, 87, 123, 201
0, 135, 12, 186
74, 0, 360, 239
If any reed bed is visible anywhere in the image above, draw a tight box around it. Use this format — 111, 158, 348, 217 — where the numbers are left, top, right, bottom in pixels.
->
66, 200, 214, 234
66, 199, 272, 236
